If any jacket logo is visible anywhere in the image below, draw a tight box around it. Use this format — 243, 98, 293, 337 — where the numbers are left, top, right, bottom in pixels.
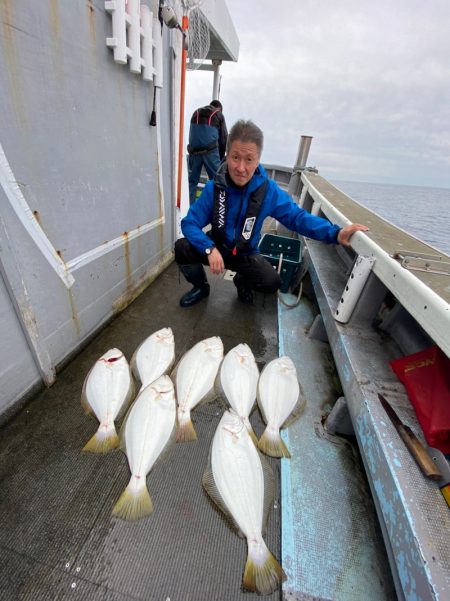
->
218, 190, 226, 228
242, 217, 256, 240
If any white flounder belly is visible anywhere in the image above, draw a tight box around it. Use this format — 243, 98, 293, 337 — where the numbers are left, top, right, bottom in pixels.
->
132, 327, 175, 389
220, 343, 259, 417
85, 348, 132, 421
124, 375, 176, 476
258, 356, 299, 429
176, 336, 223, 411
211, 412, 264, 536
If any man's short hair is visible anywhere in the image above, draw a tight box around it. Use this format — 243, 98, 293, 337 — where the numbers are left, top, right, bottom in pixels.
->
227, 120, 264, 156
210, 99, 223, 110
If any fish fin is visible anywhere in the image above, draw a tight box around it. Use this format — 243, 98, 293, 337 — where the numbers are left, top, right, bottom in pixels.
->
243, 542, 286, 595
256, 383, 268, 425
80, 391, 93, 416
213, 366, 228, 405
244, 418, 259, 446
117, 385, 141, 454
258, 428, 291, 458
197, 385, 217, 407
202, 459, 244, 537
259, 450, 275, 536
118, 412, 129, 455
112, 482, 153, 520
282, 383, 307, 428
176, 417, 197, 442
80, 365, 95, 415
153, 418, 177, 465
125, 370, 137, 411
170, 347, 188, 383
129, 347, 142, 390
82, 427, 120, 453
165, 355, 176, 376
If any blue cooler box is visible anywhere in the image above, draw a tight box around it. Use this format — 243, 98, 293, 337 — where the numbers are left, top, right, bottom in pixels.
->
258, 233, 302, 293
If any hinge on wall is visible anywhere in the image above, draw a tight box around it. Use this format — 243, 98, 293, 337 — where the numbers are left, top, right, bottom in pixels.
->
393, 251, 450, 276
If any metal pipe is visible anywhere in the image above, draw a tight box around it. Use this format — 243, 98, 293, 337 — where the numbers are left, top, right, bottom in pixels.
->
297, 135, 313, 169
288, 135, 313, 200
176, 14, 189, 209
212, 60, 221, 99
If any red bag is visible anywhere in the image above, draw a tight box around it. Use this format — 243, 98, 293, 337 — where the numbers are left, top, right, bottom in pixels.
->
390, 345, 450, 454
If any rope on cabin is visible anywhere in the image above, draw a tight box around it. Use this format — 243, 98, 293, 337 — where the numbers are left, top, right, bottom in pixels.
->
276, 253, 303, 309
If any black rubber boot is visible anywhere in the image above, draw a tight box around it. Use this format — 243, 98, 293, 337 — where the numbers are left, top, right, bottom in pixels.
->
179, 264, 210, 308
233, 273, 254, 304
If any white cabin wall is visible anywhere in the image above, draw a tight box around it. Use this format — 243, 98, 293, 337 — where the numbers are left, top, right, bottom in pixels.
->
0, 273, 41, 415
0, 0, 179, 414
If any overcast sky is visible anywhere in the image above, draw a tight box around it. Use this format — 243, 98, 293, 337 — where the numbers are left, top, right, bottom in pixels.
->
185, 0, 450, 189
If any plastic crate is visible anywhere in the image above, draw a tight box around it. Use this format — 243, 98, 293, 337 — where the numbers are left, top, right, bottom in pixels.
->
259, 233, 302, 293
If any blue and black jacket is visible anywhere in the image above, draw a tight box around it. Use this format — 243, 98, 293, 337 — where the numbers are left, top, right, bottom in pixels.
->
180, 163, 341, 256
188, 105, 227, 159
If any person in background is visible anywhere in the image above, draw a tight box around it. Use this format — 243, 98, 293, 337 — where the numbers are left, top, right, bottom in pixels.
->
176, 119, 369, 308
187, 100, 228, 206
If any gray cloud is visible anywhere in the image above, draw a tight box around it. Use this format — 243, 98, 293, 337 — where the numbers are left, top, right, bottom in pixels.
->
185, 0, 450, 187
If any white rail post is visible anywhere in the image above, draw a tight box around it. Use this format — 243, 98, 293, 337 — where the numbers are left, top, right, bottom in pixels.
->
334, 255, 375, 323
128, 0, 141, 73
105, 0, 128, 64
141, 5, 153, 81
152, 12, 163, 88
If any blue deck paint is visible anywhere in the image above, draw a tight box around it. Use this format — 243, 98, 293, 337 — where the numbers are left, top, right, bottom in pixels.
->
278, 295, 395, 601
355, 409, 445, 601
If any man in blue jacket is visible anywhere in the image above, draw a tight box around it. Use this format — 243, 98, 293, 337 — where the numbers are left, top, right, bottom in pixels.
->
187, 100, 228, 206
175, 119, 368, 307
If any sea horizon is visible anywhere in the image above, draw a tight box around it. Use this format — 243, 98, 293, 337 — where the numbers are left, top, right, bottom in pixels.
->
329, 179, 450, 256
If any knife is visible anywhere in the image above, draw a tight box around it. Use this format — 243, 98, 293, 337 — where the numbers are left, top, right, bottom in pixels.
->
378, 393, 442, 481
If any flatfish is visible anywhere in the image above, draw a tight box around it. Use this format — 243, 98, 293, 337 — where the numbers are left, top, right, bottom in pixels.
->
130, 327, 175, 391
81, 348, 135, 453
113, 375, 176, 520
172, 336, 223, 442
257, 356, 305, 458
215, 343, 259, 443
203, 410, 286, 595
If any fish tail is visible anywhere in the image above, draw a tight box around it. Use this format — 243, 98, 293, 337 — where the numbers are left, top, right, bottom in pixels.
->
176, 413, 198, 443
82, 426, 120, 453
112, 480, 153, 520
257, 427, 291, 458
243, 541, 286, 595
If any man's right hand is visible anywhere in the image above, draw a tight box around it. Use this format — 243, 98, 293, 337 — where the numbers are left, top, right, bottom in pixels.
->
207, 248, 225, 275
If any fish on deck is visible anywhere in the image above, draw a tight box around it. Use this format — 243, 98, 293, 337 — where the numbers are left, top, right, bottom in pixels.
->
172, 336, 224, 442
81, 348, 135, 453
113, 375, 177, 520
215, 343, 259, 444
257, 356, 306, 458
203, 410, 286, 595
130, 327, 175, 391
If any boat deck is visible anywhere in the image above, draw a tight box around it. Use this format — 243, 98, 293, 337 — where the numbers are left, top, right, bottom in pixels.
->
0, 261, 395, 600
307, 174, 450, 304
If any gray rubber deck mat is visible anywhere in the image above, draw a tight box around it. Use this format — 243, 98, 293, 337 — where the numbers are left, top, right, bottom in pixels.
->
0, 262, 282, 601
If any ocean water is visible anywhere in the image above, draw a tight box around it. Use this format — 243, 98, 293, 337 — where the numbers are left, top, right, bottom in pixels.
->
331, 180, 450, 256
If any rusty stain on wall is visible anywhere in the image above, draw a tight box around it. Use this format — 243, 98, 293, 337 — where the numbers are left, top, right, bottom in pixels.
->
48, 0, 60, 38
67, 287, 81, 339
1, 0, 26, 125
48, 0, 66, 98
86, 0, 96, 45
113, 249, 174, 314
33, 210, 42, 226
123, 231, 132, 293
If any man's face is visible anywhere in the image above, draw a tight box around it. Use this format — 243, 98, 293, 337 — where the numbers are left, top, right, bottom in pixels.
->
226, 140, 260, 187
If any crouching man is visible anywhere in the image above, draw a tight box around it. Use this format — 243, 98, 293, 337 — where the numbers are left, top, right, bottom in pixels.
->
175, 119, 368, 307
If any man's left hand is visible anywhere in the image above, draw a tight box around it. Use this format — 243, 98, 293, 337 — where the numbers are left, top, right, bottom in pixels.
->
337, 224, 369, 247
